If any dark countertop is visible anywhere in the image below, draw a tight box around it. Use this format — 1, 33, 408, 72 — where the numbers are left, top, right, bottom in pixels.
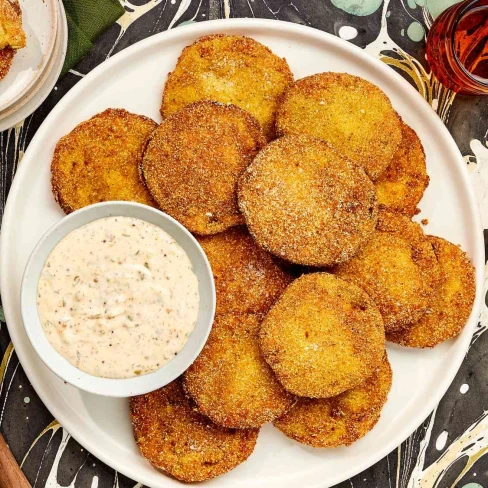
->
1, 1, 487, 487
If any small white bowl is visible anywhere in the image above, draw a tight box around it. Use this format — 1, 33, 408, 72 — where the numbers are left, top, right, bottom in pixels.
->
21, 201, 216, 397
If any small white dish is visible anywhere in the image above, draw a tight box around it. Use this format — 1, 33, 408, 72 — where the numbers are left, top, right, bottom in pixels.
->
0, 0, 58, 112
0, 0, 67, 132
20, 201, 216, 397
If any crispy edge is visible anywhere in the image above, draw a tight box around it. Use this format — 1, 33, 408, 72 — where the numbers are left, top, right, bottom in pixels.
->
51, 108, 157, 214
387, 236, 476, 348
0, 0, 19, 80
0, 45, 14, 80
130, 379, 259, 482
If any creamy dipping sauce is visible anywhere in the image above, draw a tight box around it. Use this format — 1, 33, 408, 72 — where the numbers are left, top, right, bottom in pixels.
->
37, 216, 200, 379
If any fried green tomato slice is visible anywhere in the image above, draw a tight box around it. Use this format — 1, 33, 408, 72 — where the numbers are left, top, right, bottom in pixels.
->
273, 354, 392, 447
388, 236, 476, 348
259, 273, 385, 398
375, 119, 429, 217
130, 379, 259, 482
238, 134, 378, 267
51, 109, 157, 213
184, 313, 295, 429
276, 72, 402, 180
142, 101, 266, 235
197, 227, 293, 314
161, 34, 294, 140
335, 211, 440, 333
0, 0, 22, 81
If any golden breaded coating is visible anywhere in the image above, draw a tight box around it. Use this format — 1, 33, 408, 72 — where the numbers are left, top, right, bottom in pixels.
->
388, 236, 476, 348
375, 120, 429, 216
335, 211, 440, 333
238, 134, 378, 267
51, 109, 157, 213
276, 72, 402, 180
197, 227, 293, 314
130, 379, 259, 482
274, 355, 392, 447
259, 273, 385, 398
184, 314, 295, 429
142, 101, 266, 235
161, 34, 294, 140
0, 0, 21, 81
0, 0, 25, 49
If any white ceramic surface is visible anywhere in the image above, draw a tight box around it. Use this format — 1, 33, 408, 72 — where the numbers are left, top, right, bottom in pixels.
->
20, 201, 216, 397
0, 19, 484, 488
0, 0, 67, 132
0, 0, 58, 111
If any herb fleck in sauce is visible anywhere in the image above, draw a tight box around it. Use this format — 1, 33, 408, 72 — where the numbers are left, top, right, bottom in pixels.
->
37, 216, 200, 379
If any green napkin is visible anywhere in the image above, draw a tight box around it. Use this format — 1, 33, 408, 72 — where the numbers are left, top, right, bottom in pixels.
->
61, 0, 125, 75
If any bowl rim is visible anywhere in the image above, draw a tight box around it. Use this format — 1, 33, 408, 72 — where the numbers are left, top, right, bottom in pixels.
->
20, 201, 216, 397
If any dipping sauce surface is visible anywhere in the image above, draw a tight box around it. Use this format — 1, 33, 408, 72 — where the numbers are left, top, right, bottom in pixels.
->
37, 216, 200, 379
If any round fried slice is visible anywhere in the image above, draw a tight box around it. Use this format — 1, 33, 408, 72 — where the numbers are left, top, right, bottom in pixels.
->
130, 379, 259, 482
142, 101, 266, 235
161, 34, 294, 140
184, 313, 295, 429
276, 72, 402, 180
388, 236, 476, 348
259, 273, 385, 398
274, 354, 392, 447
0, 0, 21, 81
238, 134, 378, 267
51, 109, 157, 213
197, 227, 293, 314
335, 211, 440, 333
375, 120, 429, 216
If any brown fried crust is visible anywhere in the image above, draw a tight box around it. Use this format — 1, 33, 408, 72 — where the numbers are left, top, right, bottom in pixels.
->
335, 211, 440, 333
197, 227, 293, 314
375, 119, 429, 217
161, 34, 294, 140
274, 355, 392, 447
238, 134, 378, 267
388, 236, 476, 348
51, 108, 157, 213
142, 101, 266, 235
0, 45, 14, 80
0, 0, 21, 80
0, 0, 25, 49
259, 273, 386, 398
184, 313, 295, 429
276, 72, 402, 180
130, 379, 259, 482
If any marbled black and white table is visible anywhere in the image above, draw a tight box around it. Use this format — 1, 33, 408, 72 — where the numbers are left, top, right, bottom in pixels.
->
1, 1, 487, 487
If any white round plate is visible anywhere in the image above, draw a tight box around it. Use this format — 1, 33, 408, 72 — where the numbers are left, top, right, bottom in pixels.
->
0, 19, 484, 488
0, 0, 58, 112
0, 0, 67, 132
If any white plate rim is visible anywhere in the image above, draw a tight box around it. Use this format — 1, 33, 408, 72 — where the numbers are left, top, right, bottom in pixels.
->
0, 18, 485, 488
0, 0, 59, 112
0, 0, 67, 132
